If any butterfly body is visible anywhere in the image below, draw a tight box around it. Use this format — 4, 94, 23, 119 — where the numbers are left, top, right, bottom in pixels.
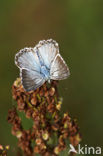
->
40, 65, 50, 80
15, 39, 70, 92
34, 50, 50, 81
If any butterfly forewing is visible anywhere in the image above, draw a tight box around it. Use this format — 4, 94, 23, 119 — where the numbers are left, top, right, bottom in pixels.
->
15, 48, 41, 72
34, 39, 59, 69
50, 54, 70, 80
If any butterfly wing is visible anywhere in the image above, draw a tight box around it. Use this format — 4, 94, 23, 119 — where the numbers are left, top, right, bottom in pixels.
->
15, 48, 41, 72
34, 39, 59, 69
20, 69, 45, 91
50, 54, 70, 80
15, 48, 45, 91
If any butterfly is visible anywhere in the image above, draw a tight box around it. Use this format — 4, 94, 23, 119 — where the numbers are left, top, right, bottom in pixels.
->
15, 39, 70, 92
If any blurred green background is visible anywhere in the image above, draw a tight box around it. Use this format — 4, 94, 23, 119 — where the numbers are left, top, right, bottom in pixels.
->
0, 0, 103, 155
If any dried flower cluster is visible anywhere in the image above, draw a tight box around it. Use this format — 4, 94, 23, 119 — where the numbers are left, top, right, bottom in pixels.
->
7, 78, 81, 156
0, 144, 10, 156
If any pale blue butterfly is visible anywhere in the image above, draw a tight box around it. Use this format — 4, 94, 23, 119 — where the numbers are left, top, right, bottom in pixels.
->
15, 39, 70, 91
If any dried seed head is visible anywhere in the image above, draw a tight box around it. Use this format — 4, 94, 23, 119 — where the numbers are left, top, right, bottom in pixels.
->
31, 97, 37, 105
16, 131, 22, 138
54, 146, 60, 155
42, 132, 49, 140
49, 87, 55, 96
0, 145, 3, 150
14, 78, 21, 87
34, 146, 40, 153
36, 138, 42, 145
5, 145, 10, 150
8, 78, 81, 156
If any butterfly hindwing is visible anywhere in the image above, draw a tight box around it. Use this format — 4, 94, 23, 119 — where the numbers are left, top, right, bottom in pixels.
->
20, 69, 45, 92
50, 54, 70, 80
